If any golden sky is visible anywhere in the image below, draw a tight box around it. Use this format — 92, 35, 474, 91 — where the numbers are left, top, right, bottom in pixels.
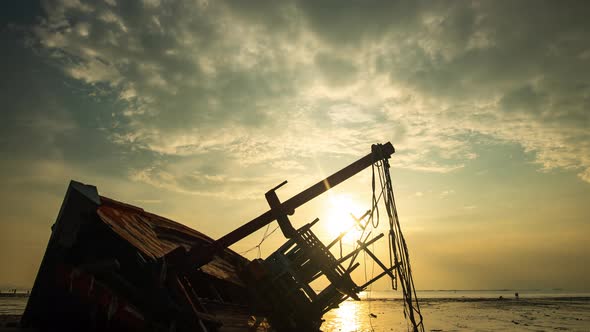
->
1, 0, 589, 291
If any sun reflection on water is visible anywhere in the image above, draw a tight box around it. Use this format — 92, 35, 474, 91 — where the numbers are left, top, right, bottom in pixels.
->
322, 298, 408, 332
331, 300, 361, 332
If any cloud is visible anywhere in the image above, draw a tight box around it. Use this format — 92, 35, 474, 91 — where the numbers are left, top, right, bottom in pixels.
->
499, 85, 547, 114
440, 190, 455, 198
129, 162, 284, 200
26, 0, 590, 194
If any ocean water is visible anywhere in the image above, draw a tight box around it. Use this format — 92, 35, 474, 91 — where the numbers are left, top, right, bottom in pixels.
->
363, 289, 590, 300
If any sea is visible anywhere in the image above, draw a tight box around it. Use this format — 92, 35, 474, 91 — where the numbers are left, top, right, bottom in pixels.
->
360, 289, 590, 300
3, 290, 590, 331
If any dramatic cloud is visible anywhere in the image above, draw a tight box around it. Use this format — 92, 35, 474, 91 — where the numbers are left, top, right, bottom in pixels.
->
23, 0, 590, 196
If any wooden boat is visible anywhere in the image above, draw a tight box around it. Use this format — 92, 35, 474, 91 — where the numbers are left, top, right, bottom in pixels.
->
21, 143, 424, 331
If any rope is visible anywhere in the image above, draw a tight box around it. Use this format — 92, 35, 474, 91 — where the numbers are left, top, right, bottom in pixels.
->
342, 144, 424, 331
239, 224, 280, 258
366, 240, 376, 332
373, 144, 425, 332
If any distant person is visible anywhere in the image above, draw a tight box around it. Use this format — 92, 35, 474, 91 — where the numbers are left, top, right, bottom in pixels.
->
515, 292, 519, 300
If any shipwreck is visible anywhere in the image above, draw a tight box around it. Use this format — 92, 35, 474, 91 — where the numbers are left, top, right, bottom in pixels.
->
21, 142, 424, 331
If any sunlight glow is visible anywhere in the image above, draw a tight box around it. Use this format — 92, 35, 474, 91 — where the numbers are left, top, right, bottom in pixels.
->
324, 194, 366, 244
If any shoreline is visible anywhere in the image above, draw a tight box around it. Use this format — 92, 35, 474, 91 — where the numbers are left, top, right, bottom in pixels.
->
359, 295, 590, 302
2, 297, 590, 330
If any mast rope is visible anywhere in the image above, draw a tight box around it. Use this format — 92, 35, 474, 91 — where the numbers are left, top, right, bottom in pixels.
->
371, 144, 425, 332
239, 223, 280, 258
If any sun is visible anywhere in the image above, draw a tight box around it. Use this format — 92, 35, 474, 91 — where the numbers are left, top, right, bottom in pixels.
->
323, 194, 367, 244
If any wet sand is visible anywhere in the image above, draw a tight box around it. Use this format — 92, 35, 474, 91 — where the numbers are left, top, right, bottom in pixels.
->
322, 297, 590, 331
2, 297, 589, 331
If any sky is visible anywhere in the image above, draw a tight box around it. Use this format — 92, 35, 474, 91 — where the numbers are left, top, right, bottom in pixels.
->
1, 0, 589, 291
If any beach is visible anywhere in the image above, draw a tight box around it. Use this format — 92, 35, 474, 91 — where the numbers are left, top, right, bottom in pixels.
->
2, 292, 589, 331
323, 297, 590, 331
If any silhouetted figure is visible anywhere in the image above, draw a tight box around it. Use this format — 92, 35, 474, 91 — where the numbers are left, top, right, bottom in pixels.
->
515, 292, 519, 300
